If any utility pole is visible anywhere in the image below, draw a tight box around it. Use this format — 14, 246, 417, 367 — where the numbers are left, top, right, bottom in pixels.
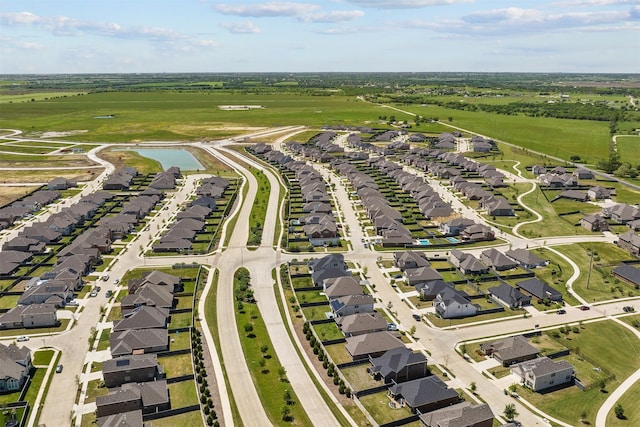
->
586, 248, 594, 289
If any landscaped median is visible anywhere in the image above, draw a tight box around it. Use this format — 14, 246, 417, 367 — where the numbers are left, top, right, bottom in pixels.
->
233, 267, 313, 425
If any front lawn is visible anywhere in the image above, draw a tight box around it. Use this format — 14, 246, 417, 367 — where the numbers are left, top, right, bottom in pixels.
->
358, 390, 412, 425
520, 321, 640, 425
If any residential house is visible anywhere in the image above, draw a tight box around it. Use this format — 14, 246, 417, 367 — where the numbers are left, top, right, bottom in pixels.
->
121, 285, 174, 316
580, 214, 609, 232
434, 287, 477, 319
330, 294, 374, 317
0, 304, 58, 329
588, 186, 611, 201
110, 329, 169, 358
419, 402, 494, 427
439, 218, 475, 236
460, 224, 495, 242
97, 410, 144, 427
47, 177, 76, 190
612, 264, 640, 287
480, 248, 518, 271
102, 354, 164, 388
324, 276, 363, 300
505, 249, 547, 269
558, 190, 588, 202
394, 251, 430, 271
516, 278, 562, 302
488, 284, 531, 309
511, 357, 574, 392
415, 280, 454, 301
335, 312, 388, 337
345, 331, 405, 361
0, 343, 31, 393
449, 250, 488, 275
112, 306, 169, 332
18, 280, 74, 307
128, 270, 182, 294
573, 168, 594, 180
388, 376, 460, 414
480, 336, 539, 366
617, 230, 640, 256
404, 267, 443, 286
96, 380, 169, 417
604, 204, 640, 224
368, 347, 428, 384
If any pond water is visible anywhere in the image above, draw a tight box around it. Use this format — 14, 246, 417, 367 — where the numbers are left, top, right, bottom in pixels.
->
131, 148, 204, 171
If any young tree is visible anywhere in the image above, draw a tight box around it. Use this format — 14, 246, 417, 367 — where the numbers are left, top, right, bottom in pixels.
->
280, 405, 291, 421
615, 403, 625, 419
503, 403, 519, 421
470, 382, 477, 394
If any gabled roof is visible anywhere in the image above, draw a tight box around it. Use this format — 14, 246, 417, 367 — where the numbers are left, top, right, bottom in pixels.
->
110, 328, 169, 357
505, 249, 546, 267
112, 306, 169, 332
488, 283, 531, 307
324, 276, 362, 299
345, 331, 405, 358
612, 263, 640, 286
102, 353, 158, 375
369, 347, 427, 378
336, 312, 387, 335
516, 278, 562, 300
388, 376, 458, 408
419, 402, 494, 427
97, 410, 143, 427
480, 335, 539, 362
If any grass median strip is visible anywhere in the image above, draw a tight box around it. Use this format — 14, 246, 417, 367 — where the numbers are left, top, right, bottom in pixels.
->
234, 267, 312, 426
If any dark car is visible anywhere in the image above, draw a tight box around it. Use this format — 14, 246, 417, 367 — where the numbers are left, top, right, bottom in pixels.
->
579, 305, 590, 311
623, 306, 635, 313
557, 309, 566, 315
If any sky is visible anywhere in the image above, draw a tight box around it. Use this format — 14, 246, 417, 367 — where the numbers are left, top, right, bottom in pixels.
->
0, 0, 639, 74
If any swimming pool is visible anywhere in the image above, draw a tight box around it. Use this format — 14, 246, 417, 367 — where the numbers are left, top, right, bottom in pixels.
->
446, 237, 460, 243
417, 239, 431, 246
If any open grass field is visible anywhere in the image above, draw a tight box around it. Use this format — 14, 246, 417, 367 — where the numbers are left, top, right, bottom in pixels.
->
606, 379, 640, 426
396, 104, 614, 164
555, 242, 638, 302
0, 92, 388, 142
518, 321, 640, 425
614, 135, 640, 166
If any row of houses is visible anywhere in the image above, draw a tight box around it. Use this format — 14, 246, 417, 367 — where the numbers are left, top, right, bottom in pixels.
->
0, 185, 63, 231
481, 335, 574, 392
95, 270, 183, 424
307, 254, 496, 424
0, 189, 165, 330
152, 176, 229, 252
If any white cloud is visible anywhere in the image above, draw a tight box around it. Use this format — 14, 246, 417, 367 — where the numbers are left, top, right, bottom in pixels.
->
0, 11, 218, 47
214, 2, 319, 17
303, 10, 365, 23
221, 21, 261, 33
214, 2, 364, 23
341, 0, 473, 9
552, 0, 640, 7
0, 35, 42, 50
400, 6, 640, 35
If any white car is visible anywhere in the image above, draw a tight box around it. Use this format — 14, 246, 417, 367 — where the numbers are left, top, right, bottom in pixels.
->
16, 336, 29, 342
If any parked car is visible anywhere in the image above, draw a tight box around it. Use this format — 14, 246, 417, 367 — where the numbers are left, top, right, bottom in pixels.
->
557, 309, 566, 315
579, 305, 590, 311
105, 290, 112, 298
412, 312, 421, 321
95, 286, 101, 292
16, 336, 29, 342
66, 300, 79, 307
623, 306, 635, 313
114, 279, 120, 285
387, 323, 398, 331
55, 364, 63, 373
102, 275, 109, 282
90, 290, 98, 297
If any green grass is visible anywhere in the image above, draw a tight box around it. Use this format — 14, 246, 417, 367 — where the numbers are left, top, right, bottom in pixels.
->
169, 312, 193, 328
234, 268, 313, 426
84, 379, 108, 403
202, 268, 244, 426
311, 321, 344, 342
519, 321, 640, 425
96, 328, 111, 351
32, 349, 55, 366
340, 365, 380, 391
159, 353, 193, 378
144, 411, 204, 427
358, 390, 412, 425
614, 135, 640, 167
0, 92, 388, 142
555, 243, 638, 302
167, 380, 199, 408
606, 378, 640, 426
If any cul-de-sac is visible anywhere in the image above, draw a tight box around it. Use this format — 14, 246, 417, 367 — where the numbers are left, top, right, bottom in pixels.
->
1, 73, 639, 427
